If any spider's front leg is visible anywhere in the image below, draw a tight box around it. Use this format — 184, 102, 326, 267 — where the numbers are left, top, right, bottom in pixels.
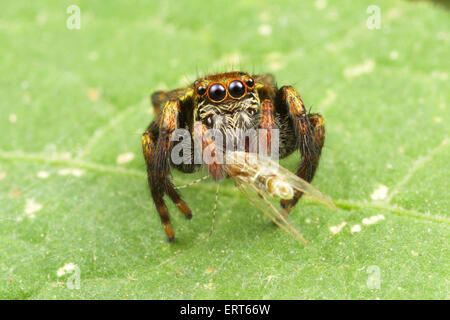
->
259, 98, 276, 156
142, 100, 192, 242
277, 86, 325, 213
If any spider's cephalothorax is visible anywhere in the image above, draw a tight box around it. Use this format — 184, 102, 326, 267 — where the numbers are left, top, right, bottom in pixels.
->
195, 72, 261, 132
142, 71, 325, 241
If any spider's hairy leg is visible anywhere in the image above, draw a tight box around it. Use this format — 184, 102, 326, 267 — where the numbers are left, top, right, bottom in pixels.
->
150, 91, 165, 117
151, 87, 191, 117
142, 129, 174, 240
142, 100, 192, 242
259, 98, 276, 156
277, 86, 325, 213
254, 73, 277, 100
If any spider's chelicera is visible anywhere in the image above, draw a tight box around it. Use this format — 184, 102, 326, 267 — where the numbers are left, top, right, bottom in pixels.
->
142, 72, 325, 241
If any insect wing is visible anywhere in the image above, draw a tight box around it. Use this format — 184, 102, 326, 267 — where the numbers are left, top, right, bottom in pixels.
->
270, 160, 337, 210
233, 175, 310, 245
226, 152, 336, 210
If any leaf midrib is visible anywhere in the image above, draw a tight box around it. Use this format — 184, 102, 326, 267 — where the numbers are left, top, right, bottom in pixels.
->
0, 148, 448, 225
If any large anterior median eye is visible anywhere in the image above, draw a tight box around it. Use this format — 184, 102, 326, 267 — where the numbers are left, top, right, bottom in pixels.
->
228, 80, 246, 98
208, 83, 227, 102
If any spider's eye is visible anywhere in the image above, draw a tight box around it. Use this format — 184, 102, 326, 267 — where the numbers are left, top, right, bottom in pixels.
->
208, 83, 226, 102
245, 77, 254, 88
228, 80, 246, 98
248, 108, 257, 116
196, 85, 206, 96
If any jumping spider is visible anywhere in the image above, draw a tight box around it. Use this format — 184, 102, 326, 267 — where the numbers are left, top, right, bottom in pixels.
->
142, 72, 325, 241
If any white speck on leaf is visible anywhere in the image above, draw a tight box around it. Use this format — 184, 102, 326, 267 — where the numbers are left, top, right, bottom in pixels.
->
315, 0, 327, 10
24, 198, 43, 219
320, 89, 336, 107
330, 222, 347, 235
87, 88, 100, 101
267, 274, 275, 281
362, 214, 385, 226
436, 31, 450, 41
202, 281, 215, 290
371, 184, 388, 200
58, 169, 70, 176
58, 168, 85, 177
351, 225, 362, 233
71, 169, 84, 177
23, 93, 31, 103
116, 152, 135, 165
343, 60, 375, 78
36, 12, 47, 25
389, 50, 399, 60
430, 71, 448, 81
9, 114, 17, 123
37, 171, 50, 179
57, 263, 76, 277
258, 24, 272, 36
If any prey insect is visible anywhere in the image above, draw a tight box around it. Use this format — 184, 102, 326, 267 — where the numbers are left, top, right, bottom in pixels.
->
142, 71, 331, 242
225, 151, 335, 245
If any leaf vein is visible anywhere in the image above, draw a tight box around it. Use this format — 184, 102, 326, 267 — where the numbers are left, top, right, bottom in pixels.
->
386, 137, 449, 203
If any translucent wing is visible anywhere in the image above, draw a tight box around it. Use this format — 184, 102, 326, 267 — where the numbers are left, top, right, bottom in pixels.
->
233, 174, 311, 245
273, 161, 337, 210
225, 151, 336, 244
225, 151, 337, 210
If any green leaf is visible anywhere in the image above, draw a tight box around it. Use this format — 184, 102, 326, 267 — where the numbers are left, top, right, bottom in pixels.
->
1, 0, 448, 299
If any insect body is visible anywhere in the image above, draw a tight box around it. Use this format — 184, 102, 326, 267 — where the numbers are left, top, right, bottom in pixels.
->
142, 72, 327, 242
226, 151, 295, 200
225, 151, 335, 203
